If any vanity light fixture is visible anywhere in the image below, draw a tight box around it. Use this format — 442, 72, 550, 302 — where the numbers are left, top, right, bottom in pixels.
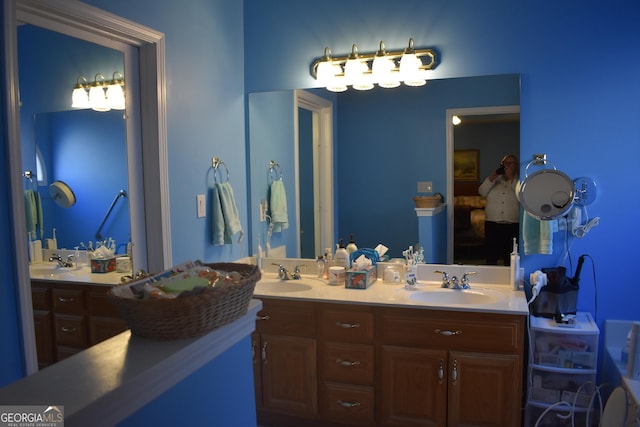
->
71, 72, 126, 111
71, 76, 91, 109
311, 38, 438, 92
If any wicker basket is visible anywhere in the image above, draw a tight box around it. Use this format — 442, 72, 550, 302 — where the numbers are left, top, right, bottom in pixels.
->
413, 196, 441, 208
107, 262, 260, 340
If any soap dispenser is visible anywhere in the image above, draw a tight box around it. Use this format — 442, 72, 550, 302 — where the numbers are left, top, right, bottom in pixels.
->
510, 238, 520, 290
334, 239, 350, 269
346, 234, 358, 255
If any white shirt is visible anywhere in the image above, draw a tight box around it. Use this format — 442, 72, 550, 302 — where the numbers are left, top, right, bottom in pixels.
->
478, 176, 519, 224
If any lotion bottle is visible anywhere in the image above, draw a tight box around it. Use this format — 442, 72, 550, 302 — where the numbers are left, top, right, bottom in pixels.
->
346, 234, 358, 255
334, 239, 350, 269
510, 238, 520, 290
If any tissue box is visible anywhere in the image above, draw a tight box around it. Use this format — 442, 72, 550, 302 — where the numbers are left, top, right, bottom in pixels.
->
91, 257, 116, 273
345, 265, 377, 289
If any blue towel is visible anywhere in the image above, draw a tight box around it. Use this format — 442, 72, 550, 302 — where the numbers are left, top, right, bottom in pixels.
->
211, 182, 244, 245
269, 179, 288, 233
523, 211, 557, 255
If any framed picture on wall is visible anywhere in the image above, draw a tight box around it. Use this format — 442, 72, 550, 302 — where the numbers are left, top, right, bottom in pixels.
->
454, 149, 479, 182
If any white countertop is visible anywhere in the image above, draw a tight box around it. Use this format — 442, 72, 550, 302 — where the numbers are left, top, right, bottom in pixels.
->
29, 264, 126, 286
253, 267, 529, 315
604, 320, 640, 410
0, 299, 262, 426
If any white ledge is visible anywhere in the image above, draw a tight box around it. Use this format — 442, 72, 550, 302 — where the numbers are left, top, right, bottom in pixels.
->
0, 299, 262, 426
415, 204, 446, 216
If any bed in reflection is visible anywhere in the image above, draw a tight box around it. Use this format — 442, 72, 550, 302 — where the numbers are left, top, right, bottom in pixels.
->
453, 182, 486, 263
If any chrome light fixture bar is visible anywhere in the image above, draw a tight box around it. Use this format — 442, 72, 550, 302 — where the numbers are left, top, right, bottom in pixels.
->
311, 38, 438, 92
71, 71, 126, 111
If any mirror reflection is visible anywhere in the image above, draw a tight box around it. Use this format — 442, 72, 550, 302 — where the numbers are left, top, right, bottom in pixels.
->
248, 74, 520, 263
18, 25, 130, 255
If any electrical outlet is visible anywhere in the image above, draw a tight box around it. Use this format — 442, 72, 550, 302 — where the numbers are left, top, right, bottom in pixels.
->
417, 181, 433, 193
196, 194, 206, 218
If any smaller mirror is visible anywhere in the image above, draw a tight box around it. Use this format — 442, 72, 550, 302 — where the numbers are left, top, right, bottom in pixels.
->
49, 180, 76, 208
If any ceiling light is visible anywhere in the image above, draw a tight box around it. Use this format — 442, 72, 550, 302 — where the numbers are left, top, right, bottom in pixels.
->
452, 115, 462, 125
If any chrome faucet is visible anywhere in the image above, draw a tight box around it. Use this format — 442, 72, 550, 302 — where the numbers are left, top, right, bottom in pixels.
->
272, 263, 293, 280
292, 265, 306, 280
434, 270, 476, 289
49, 253, 74, 268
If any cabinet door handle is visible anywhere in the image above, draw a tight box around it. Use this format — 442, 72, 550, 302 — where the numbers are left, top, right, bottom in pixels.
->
256, 315, 270, 321
335, 321, 360, 329
434, 328, 462, 336
438, 359, 444, 383
61, 326, 77, 333
261, 342, 267, 362
336, 358, 360, 368
451, 359, 458, 385
336, 400, 361, 408
251, 340, 256, 363
58, 296, 75, 303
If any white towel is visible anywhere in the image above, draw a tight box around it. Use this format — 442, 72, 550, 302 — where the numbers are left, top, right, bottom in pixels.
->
269, 179, 288, 233
211, 182, 244, 245
523, 211, 558, 255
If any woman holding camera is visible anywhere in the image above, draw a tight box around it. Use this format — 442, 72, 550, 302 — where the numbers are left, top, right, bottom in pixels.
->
478, 154, 520, 265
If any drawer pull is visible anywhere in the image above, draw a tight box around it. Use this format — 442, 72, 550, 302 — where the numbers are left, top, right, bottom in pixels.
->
336, 358, 360, 368
261, 342, 267, 362
58, 296, 75, 303
61, 326, 77, 333
438, 359, 444, 383
452, 359, 458, 385
336, 321, 360, 329
256, 315, 271, 321
434, 328, 462, 336
336, 400, 361, 408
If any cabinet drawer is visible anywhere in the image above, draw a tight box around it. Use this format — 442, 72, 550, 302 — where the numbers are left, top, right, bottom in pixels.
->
52, 288, 85, 314
31, 284, 51, 310
54, 314, 87, 348
321, 382, 374, 426
322, 342, 374, 385
256, 299, 315, 337
319, 306, 374, 343
378, 308, 523, 354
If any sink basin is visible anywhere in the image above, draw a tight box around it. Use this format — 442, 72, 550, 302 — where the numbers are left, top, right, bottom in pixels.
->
29, 264, 77, 276
408, 288, 504, 305
255, 277, 321, 293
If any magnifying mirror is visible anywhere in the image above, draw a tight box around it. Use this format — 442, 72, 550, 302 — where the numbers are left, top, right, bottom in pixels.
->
518, 169, 574, 220
49, 180, 76, 208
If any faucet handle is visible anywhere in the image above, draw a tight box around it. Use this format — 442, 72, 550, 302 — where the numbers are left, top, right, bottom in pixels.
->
460, 271, 476, 289
434, 270, 450, 288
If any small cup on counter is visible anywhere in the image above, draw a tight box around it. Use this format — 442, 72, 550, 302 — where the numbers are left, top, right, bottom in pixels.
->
328, 266, 345, 286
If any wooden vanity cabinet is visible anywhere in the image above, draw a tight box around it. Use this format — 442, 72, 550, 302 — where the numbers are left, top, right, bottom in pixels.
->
31, 280, 127, 368
254, 298, 318, 421
377, 307, 524, 427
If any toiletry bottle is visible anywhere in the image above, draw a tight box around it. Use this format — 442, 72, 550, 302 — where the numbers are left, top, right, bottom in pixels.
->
257, 241, 264, 272
346, 234, 358, 255
323, 249, 332, 279
510, 237, 520, 290
334, 239, 350, 269
316, 255, 326, 278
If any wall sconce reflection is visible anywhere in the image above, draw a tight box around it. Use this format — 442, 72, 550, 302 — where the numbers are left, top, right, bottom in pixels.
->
311, 38, 438, 92
71, 72, 125, 111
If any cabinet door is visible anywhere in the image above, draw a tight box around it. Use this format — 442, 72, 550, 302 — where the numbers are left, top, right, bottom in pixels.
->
380, 345, 447, 427
252, 332, 263, 409
447, 351, 521, 427
88, 316, 127, 345
261, 333, 317, 417
33, 310, 53, 368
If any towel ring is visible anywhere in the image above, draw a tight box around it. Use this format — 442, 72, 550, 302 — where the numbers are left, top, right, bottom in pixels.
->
212, 157, 230, 183
268, 160, 283, 183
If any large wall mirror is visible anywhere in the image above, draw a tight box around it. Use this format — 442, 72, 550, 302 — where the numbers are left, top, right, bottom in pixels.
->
19, 25, 130, 253
247, 74, 520, 263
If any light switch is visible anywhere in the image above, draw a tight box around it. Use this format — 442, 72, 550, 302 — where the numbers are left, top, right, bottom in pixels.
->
417, 181, 433, 193
196, 194, 206, 218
